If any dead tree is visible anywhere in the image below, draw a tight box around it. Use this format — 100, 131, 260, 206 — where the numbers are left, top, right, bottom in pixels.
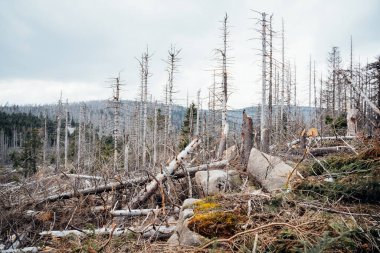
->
129, 138, 201, 209
124, 103, 129, 172
260, 12, 269, 152
309, 55, 312, 122
268, 14, 274, 144
111, 76, 122, 172
280, 18, 285, 137
64, 100, 69, 170
216, 13, 230, 158
166, 45, 181, 155
241, 110, 253, 167
55, 95, 63, 172
153, 100, 158, 169
142, 50, 150, 169
43, 111, 48, 167
77, 104, 86, 171
196, 89, 201, 136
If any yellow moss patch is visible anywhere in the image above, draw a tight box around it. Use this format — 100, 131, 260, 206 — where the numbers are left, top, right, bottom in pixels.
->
188, 211, 241, 237
193, 200, 220, 212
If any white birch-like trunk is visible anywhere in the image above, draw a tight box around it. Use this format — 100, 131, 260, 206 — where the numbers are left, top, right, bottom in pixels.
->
196, 89, 201, 136
142, 55, 148, 169
64, 103, 69, 171
153, 101, 157, 169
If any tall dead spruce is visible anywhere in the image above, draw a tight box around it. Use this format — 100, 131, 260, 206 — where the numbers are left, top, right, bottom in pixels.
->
166, 45, 181, 155
216, 13, 231, 159
110, 75, 123, 172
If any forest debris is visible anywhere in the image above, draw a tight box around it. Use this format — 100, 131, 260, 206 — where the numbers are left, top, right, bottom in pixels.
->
241, 110, 253, 166
40, 225, 176, 239
64, 174, 104, 180
309, 146, 353, 156
110, 207, 180, 217
287, 135, 356, 148
128, 138, 201, 209
1, 247, 39, 253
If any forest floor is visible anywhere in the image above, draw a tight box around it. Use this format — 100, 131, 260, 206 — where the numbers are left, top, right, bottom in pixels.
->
1, 141, 379, 252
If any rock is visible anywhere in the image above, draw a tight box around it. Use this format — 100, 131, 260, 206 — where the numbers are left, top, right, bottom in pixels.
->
181, 198, 199, 210
195, 170, 242, 196
247, 148, 294, 191
167, 198, 207, 247
222, 145, 237, 161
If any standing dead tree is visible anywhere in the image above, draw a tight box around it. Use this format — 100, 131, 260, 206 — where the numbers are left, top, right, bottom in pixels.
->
77, 103, 86, 172
165, 45, 181, 157
55, 94, 63, 172
110, 75, 123, 172
142, 50, 150, 169
241, 110, 253, 167
216, 13, 231, 159
64, 100, 69, 171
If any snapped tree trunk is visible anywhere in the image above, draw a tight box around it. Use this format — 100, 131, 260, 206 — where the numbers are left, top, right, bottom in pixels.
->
129, 138, 201, 209
240, 110, 253, 167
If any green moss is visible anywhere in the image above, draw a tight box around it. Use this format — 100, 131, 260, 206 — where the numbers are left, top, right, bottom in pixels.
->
188, 211, 242, 238
193, 200, 221, 212
296, 149, 380, 202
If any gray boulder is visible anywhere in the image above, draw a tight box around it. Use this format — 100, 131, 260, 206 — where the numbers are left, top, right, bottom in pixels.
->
247, 148, 293, 191
167, 198, 207, 247
195, 170, 242, 196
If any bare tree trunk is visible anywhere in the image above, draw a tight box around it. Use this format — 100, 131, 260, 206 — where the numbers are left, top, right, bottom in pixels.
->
129, 138, 201, 209
64, 101, 69, 171
153, 101, 158, 169
260, 12, 268, 152
43, 112, 47, 167
196, 89, 201, 136
142, 51, 149, 169
166, 45, 181, 156
55, 96, 62, 172
113, 77, 121, 172
217, 13, 229, 158
280, 18, 285, 138
241, 110, 253, 167
268, 15, 273, 145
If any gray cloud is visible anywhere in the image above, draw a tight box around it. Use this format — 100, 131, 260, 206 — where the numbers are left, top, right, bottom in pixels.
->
0, 0, 379, 108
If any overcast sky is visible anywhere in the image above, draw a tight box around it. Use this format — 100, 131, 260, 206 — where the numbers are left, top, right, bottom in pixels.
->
0, 0, 379, 108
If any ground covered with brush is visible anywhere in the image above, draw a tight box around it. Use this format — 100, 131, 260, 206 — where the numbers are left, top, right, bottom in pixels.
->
1, 147, 379, 252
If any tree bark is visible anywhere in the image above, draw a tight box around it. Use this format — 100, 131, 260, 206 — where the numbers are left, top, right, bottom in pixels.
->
241, 110, 253, 167
129, 138, 201, 209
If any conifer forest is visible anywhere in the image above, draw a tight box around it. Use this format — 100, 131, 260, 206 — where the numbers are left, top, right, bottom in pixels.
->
0, 1, 379, 252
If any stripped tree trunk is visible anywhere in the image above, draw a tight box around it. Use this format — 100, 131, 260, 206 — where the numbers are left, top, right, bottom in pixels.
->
241, 110, 253, 167
153, 101, 158, 169
64, 102, 69, 170
55, 97, 62, 172
129, 138, 201, 209
260, 12, 268, 153
217, 14, 229, 158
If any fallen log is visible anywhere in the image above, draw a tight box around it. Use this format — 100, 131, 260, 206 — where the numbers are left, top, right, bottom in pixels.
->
34, 176, 149, 205
309, 146, 353, 156
65, 174, 104, 180
287, 136, 356, 147
40, 225, 175, 239
173, 160, 228, 178
10, 156, 224, 208
1, 247, 39, 253
110, 207, 180, 217
129, 138, 201, 209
